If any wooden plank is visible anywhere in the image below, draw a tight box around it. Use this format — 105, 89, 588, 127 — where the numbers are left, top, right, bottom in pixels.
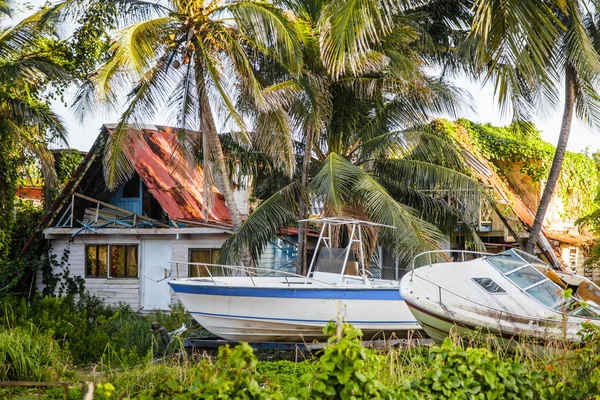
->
74, 193, 157, 224
70, 194, 75, 228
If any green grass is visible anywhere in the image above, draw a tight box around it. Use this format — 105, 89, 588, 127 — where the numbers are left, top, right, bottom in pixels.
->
0, 325, 70, 381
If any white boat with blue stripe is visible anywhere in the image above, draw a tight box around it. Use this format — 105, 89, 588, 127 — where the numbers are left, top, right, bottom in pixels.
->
168, 218, 421, 342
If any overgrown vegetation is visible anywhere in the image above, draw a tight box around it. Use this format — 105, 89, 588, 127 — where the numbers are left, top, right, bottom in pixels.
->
0, 295, 188, 367
431, 119, 599, 220
87, 321, 600, 399
4, 299, 600, 399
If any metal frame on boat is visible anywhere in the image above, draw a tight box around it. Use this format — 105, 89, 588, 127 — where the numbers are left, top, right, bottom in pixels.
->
168, 218, 421, 342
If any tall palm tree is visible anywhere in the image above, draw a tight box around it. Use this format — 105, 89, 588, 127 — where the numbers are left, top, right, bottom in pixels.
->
41, 0, 302, 236
219, 6, 486, 268
0, 4, 70, 261
469, 0, 600, 254
252, 0, 475, 274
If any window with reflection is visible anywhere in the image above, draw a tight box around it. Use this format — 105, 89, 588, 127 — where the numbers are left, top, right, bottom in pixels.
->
511, 249, 550, 269
86, 245, 138, 278
506, 266, 545, 288
526, 280, 562, 309
486, 251, 525, 273
472, 277, 506, 294
189, 249, 219, 277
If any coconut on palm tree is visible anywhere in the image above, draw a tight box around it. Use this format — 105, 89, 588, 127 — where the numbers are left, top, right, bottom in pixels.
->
469, 0, 600, 254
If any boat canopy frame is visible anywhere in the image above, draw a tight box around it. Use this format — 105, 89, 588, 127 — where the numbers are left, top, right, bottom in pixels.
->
300, 218, 395, 285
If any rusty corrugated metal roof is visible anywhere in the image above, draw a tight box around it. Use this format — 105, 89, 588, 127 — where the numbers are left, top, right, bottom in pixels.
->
106, 125, 231, 223
16, 186, 43, 201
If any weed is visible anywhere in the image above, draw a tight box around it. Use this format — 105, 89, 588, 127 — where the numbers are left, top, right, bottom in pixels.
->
0, 325, 70, 381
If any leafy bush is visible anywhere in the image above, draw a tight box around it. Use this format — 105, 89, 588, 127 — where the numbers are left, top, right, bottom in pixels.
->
135, 343, 283, 399
0, 294, 159, 365
538, 323, 600, 399
405, 337, 541, 399
295, 322, 394, 400
256, 360, 314, 397
9, 199, 43, 260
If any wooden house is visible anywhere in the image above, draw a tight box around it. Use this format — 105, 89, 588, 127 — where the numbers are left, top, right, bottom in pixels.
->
30, 124, 239, 310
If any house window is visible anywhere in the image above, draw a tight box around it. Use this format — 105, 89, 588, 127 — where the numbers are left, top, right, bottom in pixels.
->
122, 175, 140, 198
189, 249, 219, 277
86, 245, 138, 278
568, 247, 579, 269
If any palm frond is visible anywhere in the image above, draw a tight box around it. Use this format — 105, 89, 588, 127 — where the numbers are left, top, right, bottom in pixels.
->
378, 176, 486, 252
222, 0, 302, 74
372, 158, 481, 192
470, 0, 563, 122
102, 47, 178, 188
354, 171, 449, 262
218, 181, 303, 264
110, 16, 175, 77
0, 1, 10, 18
2, 96, 68, 144
310, 152, 359, 213
253, 107, 296, 177
319, 0, 397, 78
30, 0, 171, 28
6, 120, 58, 190
195, 35, 250, 142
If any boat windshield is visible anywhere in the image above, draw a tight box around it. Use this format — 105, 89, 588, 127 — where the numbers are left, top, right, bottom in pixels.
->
314, 248, 359, 275
485, 249, 563, 309
526, 280, 563, 309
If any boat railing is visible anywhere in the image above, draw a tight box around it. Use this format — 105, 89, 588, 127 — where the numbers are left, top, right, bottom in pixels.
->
410, 250, 493, 280
412, 273, 593, 329
168, 261, 338, 287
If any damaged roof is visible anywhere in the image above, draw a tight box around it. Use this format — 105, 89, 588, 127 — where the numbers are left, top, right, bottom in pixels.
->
106, 124, 231, 223
20, 124, 233, 256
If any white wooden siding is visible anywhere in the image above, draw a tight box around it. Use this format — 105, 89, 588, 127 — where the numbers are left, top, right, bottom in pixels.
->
169, 234, 229, 305
40, 231, 229, 311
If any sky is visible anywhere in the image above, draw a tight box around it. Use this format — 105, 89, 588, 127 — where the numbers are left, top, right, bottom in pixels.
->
15, 1, 600, 154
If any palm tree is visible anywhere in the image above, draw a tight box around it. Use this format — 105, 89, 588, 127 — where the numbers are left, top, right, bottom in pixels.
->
0, 4, 69, 261
469, 0, 600, 254
41, 0, 302, 236
219, 5, 487, 269
246, 0, 475, 274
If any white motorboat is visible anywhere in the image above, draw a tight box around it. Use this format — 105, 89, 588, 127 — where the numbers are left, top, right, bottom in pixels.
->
168, 218, 421, 342
400, 249, 600, 346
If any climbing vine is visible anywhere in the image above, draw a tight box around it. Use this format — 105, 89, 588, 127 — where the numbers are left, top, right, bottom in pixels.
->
0, 127, 17, 265
44, 149, 84, 205
41, 242, 85, 297
431, 119, 599, 220
55, 150, 84, 185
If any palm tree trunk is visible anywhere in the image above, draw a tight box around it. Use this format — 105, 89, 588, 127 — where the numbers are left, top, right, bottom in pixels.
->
524, 64, 576, 254
198, 82, 245, 231
297, 127, 315, 275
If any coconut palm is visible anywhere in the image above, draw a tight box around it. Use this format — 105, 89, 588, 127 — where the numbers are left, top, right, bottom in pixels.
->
469, 0, 600, 254
235, 0, 475, 274
0, 4, 70, 260
219, 3, 487, 269
0, 5, 69, 187
40, 0, 302, 235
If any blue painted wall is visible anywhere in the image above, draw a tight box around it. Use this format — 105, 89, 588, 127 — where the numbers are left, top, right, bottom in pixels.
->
109, 177, 143, 215
256, 236, 297, 274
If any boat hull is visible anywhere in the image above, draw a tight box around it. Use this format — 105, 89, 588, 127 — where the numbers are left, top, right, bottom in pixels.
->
403, 299, 571, 354
169, 280, 421, 342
